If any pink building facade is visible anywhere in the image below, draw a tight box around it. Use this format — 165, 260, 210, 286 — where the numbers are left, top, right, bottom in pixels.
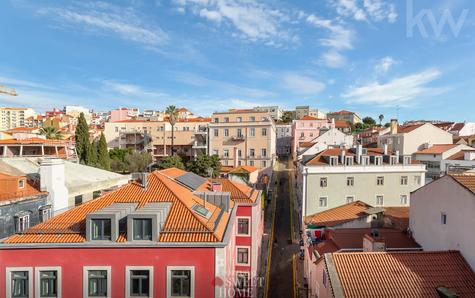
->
292, 116, 334, 159
110, 108, 139, 122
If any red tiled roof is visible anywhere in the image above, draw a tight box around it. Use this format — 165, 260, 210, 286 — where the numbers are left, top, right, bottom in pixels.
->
329, 110, 354, 115
335, 120, 350, 128
304, 201, 371, 226
301, 116, 325, 120
229, 165, 258, 174
0, 138, 68, 145
326, 228, 420, 250
451, 122, 465, 131
5, 171, 231, 244
415, 144, 458, 154
450, 174, 475, 194
299, 141, 314, 148
305, 148, 356, 166
329, 251, 475, 297
212, 178, 259, 204
6, 127, 38, 132
397, 124, 424, 133
0, 173, 46, 201
384, 207, 409, 230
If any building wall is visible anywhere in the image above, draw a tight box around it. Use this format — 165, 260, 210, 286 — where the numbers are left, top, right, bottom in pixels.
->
410, 176, 475, 270
276, 124, 292, 156
314, 260, 332, 298
298, 129, 354, 160
303, 168, 425, 216
0, 246, 217, 298
292, 119, 334, 159
0, 108, 35, 131
209, 111, 276, 169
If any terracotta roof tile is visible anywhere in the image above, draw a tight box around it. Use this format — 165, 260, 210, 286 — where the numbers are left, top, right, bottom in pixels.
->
326, 228, 420, 250
397, 124, 424, 133
384, 207, 409, 230
0, 173, 46, 201
229, 165, 258, 174
450, 174, 475, 194
330, 251, 475, 297
5, 171, 230, 244
335, 120, 350, 128
304, 201, 372, 226
415, 144, 458, 154
329, 110, 354, 115
301, 116, 326, 120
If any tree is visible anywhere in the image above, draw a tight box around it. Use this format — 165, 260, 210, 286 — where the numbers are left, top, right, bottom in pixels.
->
97, 133, 111, 170
39, 126, 63, 140
126, 151, 153, 172
354, 122, 366, 132
87, 140, 98, 166
362, 117, 376, 126
378, 114, 384, 126
165, 106, 179, 156
75, 112, 90, 164
109, 148, 130, 173
186, 154, 221, 177
280, 111, 294, 123
156, 156, 185, 170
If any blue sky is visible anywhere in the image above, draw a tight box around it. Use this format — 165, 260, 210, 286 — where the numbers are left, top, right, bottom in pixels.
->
0, 0, 474, 122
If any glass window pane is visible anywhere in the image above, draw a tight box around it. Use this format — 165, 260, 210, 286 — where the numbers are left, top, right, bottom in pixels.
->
40, 271, 57, 297
11, 271, 28, 298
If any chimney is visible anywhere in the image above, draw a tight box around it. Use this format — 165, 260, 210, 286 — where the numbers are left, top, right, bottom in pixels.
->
132, 172, 148, 189
363, 230, 386, 252
40, 158, 69, 213
356, 144, 363, 164
211, 181, 222, 192
383, 143, 388, 155
390, 119, 398, 134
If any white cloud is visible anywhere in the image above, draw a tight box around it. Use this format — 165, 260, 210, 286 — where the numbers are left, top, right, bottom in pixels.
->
102, 80, 167, 98
174, 0, 295, 45
343, 68, 445, 105
0, 76, 51, 90
375, 56, 396, 73
282, 74, 325, 95
39, 2, 168, 46
306, 14, 354, 50
329, 0, 398, 23
320, 51, 347, 68
229, 98, 265, 108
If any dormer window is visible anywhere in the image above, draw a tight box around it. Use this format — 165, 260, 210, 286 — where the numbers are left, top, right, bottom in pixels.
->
133, 218, 153, 241
345, 156, 354, 166
374, 156, 382, 165
329, 156, 338, 166
91, 219, 111, 240
403, 156, 412, 165
39, 205, 53, 222
390, 156, 398, 165
15, 212, 30, 232
18, 179, 25, 189
361, 156, 369, 165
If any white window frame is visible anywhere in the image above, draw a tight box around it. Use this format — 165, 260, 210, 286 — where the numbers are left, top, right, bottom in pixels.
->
83, 266, 111, 298
400, 176, 408, 185
6, 267, 33, 298
39, 205, 53, 223
344, 156, 353, 166
261, 148, 267, 157
224, 129, 229, 137
236, 246, 250, 265
345, 196, 355, 204
236, 216, 251, 236
249, 128, 255, 137
223, 149, 229, 157
329, 156, 338, 166
403, 156, 412, 165
390, 156, 398, 165
376, 195, 384, 206
166, 266, 195, 298
125, 266, 153, 298
374, 156, 382, 165
35, 266, 62, 298
376, 176, 384, 186
15, 213, 30, 232
346, 177, 354, 187
320, 177, 328, 188
400, 195, 408, 205
414, 175, 421, 185
361, 156, 369, 165
262, 128, 267, 136
261, 160, 267, 168
319, 196, 328, 208
18, 179, 25, 189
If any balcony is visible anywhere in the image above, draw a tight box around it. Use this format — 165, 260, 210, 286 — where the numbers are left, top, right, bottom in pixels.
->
192, 141, 207, 149
231, 135, 245, 141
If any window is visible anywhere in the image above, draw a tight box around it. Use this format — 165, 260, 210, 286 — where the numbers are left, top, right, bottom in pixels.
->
167, 267, 194, 298
319, 197, 327, 207
39, 205, 53, 222
376, 176, 384, 186
261, 160, 267, 168
300, 132, 304, 138
376, 195, 384, 206
214, 118, 219, 123
36, 267, 61, 298
329, 156, 338, 166
237, 117, 242, 122
250, 128, 255, 137
237, 149, 242, 157
401, 176, 408, 185
126, 267, 153, 297
237, 129, 243, 138
224, 149, 229, 157
374, 156, 382, 165
361, 156, 369, 165
346, 196, 354, 204
262, 128, 267, 136
91, 219, 111, 241
249, 161, 254, 166
403, 156, 412, 164
224, 129, 229, 137
414, 175, 421, 185
261, 148, 267, 157
345, 156, 353, 166
249, 149, 255, 157
309, 133, 313, 137
133, 218, 152, 241
93, 190, 102, 199
8, 269, 32, 298
18, 179, 25, 189
213, 129, 218, 137
320, 177, 327, 187
347, 177, 354, 187
390, 156, 398, 165
115, 127, 119, 132
237, 247, 249, 264
237, 218, 250, 235
400, 195, 408, 205
15, 213, 30, 233
84, 267, 111, 298
236, 272, 249, 290
75, 195, 83, 206
441, 212, 447, 225
213, 150, 219, 156
224, 117, 229, 123
250, 116, 255, 122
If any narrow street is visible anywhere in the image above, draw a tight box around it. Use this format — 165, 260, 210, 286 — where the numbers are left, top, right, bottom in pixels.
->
266, 158, 300, 298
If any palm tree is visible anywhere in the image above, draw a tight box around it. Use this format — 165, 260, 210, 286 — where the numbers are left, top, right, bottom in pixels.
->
165, 106, 179, 156
378, 114, 384, 126
39, 126, 63, 140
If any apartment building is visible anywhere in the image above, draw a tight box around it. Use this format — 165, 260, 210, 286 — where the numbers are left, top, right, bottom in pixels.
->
0, 107, 35, 131
0, 169, 263, 297
109, 107, 140, 122
276, 123, 292, 156
378, 119, 453, 156
292, 116, 335, 160
410, 173, 475, 271
298, 128, 354, 161
295, 106, 326, 120
253, 106, 282, 121
327, 109, 361, 124
103, 118, 210, 159
298, 145, 426, 220
209, 109, 276, 169
64, 105, 91, 123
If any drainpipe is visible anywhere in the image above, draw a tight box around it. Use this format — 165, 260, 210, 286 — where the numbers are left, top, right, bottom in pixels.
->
302, 167, 308, 227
